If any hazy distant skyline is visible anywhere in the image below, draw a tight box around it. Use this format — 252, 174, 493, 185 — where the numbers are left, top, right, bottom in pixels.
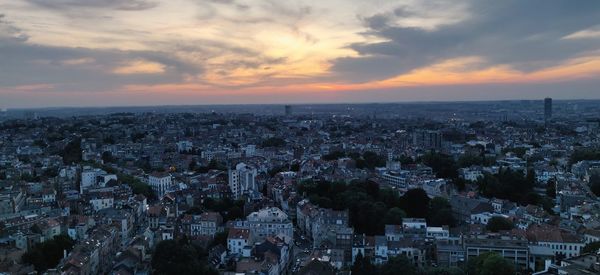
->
1, 0, 599, 108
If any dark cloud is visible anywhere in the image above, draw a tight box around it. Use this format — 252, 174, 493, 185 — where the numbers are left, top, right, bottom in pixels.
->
0, 13, 29, 42
0, 35, 202, 91
332, 0, 600, 82
26, 0, 158, 11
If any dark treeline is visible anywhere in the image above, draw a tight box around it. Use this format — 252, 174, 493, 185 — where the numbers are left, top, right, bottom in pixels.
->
298, 179, 455, 235
352, 252, 515, 275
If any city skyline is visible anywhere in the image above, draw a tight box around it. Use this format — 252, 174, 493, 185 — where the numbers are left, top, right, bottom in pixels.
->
1, 0, 600, 108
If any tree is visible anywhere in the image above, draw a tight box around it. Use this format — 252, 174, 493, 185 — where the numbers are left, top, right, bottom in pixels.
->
350, 200, 387, 235
546, 179, 556, 198
400, 188, 430, 218
351, 252, 378, 275
102, 151, 114, 163
22, 235, 75, 272
397, 155, 416, 165
103, 136, 115, 144
383, 207, 406, 225
380, 255, 417, 275
570, 148, 600, 164
323, 150, 346, 161
151, 239, 217, 275
582, 241, 600, 254
428, 197, 456, 227
422, 152, 458, 179
502, 147, 527, 158
467, 252, 515, 275
487, 256, 517, 274
209, 230, 228, 249
226, 206, 244, 221
33, 139, 47, 148
590, 170, 600, 197
131, 132, 146, 142
118, 172, 155, 199
424, 267, 465, 275
526, 169, 536, 188
298, 179, 409, 235
362, 151, 386, 169
486, 216, 514, 232
188, 159, 197, 171
477, 169, 537, 205
260, 137, 286, 148
61, 138, 82, 164
458, 154, 494, 168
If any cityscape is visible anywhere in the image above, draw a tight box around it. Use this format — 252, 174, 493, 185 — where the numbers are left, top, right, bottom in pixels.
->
1, 0, 600, 275
0, 100, 600, 275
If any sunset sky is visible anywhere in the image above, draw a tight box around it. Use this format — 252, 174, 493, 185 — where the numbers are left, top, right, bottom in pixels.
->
1, 0, 599, 108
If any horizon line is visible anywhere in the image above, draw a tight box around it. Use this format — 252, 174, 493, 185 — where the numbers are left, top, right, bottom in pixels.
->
4, 97, 600, 112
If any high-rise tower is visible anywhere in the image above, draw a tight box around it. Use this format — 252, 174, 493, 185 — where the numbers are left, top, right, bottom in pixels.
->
544, 98, 552, 123
284, 105, 292, 116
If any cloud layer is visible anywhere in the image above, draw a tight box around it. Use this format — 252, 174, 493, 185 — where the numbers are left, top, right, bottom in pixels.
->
0, 0, 599, 108
332, 0, 600, 82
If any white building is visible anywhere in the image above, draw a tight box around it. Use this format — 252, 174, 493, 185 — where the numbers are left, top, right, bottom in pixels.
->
403, 218, 427, 230
42, 189, 56, 203
189, 212, 223, 237
80, 168, 117, 193
98, 174, 117, 186
176, 141, 193, 153
386, 160, 401, 171
426, 226, 450, 240
583, 229, 600, 244
381, 171, 407, 189
459, 167, 484, 182
247, 207, 294, 243
228, 228, 251, 255
148, 173, 172, 198
243, 145, 256, 157
90, 196, 114, 211
228, 163, 257, 200
422, 179, 447, 198
527, 226, 585, 259
60, 166, 78, 179
470, 212, 510, 225
374, 235, 426, 266
80, 168, 98, 193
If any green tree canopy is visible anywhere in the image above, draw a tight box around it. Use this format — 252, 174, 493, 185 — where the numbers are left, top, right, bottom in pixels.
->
428, 197, 456, 227
151, 239, 218, 275
380, 255, 418, 275
422, 152, 459, 179
400, 188, 431, 218
351, 252, 378, 275
486, 216, 514, 232
22, 235, 75, 273
61, 138, 82, 164
423, 267, 466, 275
467, 252, 515, 275
383, 207, 407, 225
260, 137, 286, 148
477, 169, 538, 205
570, 148, 600, 164
590, 170, 600, 197
582, 241, 600, 254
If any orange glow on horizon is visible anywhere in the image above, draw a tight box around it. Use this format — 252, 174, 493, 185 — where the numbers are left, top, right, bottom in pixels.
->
121, 55, 600, 96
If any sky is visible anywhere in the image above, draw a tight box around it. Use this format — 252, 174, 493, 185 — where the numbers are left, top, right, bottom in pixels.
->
0, 0, 599, 108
